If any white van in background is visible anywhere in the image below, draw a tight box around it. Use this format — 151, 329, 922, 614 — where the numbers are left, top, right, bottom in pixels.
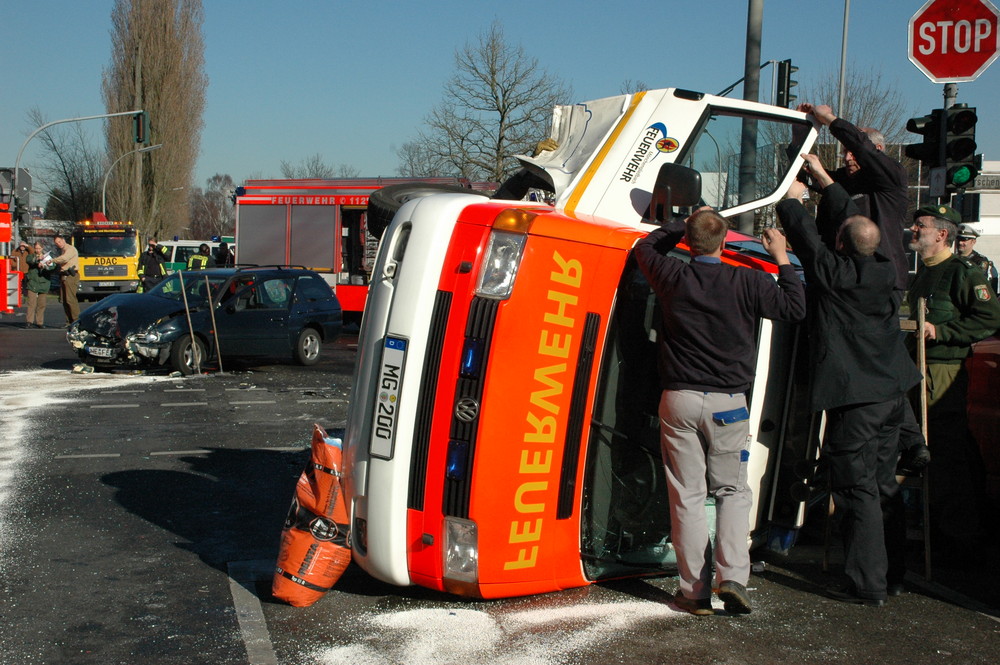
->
159, 240, 233, 273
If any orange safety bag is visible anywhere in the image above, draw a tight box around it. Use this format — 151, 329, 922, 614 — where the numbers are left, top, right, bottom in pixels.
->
272, 424, 351, 607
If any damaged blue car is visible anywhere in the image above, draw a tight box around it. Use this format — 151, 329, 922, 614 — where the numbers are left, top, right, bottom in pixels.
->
67, 267, 343, 374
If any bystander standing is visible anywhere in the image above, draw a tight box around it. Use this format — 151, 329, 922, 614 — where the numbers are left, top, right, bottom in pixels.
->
907, 204, 1000, 562
954, 223, 998, 294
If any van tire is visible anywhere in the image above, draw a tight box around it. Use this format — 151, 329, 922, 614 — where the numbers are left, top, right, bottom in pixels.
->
171, 334, 206, 375
367, 183, 477, 239
294, 327, 322, 366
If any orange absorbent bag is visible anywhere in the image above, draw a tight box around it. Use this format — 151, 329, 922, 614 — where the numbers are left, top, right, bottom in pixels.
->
272, 424, 351, 607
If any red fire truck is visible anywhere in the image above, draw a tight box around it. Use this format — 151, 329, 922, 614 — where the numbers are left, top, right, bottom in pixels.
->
234, 178, 494, 323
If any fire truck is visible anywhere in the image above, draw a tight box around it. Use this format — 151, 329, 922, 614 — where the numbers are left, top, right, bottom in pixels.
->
73, 213, 141, 299
233, 178, 493, 324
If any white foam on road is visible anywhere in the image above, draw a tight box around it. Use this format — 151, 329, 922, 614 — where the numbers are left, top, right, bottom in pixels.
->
309, 598, 704, 665
0, 369, 165, 557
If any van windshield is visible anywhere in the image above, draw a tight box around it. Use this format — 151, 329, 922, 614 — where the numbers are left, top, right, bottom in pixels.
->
580, 255, 677, 580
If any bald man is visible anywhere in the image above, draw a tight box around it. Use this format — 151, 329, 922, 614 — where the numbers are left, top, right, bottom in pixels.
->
777, 161, 922, 607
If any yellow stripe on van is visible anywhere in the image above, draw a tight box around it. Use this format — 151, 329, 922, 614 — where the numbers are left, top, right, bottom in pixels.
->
565, 91, 646, 215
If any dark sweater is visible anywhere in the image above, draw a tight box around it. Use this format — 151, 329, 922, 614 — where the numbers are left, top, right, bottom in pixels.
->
633, 221, 806, 393
828, 118, 910, 291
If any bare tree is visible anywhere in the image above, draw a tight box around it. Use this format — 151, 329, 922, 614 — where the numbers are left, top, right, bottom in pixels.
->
102, 0, 207, 240
187, 173, 235, 239
279, 154, 359, 179
798, 66, 912, 166
620, 79, 649, 95
25, 107, 104, 222
405, 20, 571, 181
395, 140, 448, 178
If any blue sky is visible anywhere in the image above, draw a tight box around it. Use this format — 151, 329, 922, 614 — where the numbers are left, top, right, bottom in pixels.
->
4, 0, 999, 196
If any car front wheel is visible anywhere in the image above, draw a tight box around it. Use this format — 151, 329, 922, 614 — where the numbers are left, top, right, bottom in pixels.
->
170, 334, 206, 375
294, 327, 322, 366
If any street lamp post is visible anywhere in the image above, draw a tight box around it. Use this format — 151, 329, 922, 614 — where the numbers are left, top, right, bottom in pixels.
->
101, 143, 162, 216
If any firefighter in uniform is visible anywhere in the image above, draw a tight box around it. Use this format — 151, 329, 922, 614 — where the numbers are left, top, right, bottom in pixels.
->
137, 238, 169, 292
907, 204, 1000, 561
187, 243, 216, 270
954, 223, 998, 294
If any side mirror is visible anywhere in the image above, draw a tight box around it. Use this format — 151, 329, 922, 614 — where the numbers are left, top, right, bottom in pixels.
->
649, 163, 702, 223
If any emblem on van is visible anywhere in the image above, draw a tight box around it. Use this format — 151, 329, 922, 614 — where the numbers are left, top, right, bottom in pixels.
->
455, 397, 480, 423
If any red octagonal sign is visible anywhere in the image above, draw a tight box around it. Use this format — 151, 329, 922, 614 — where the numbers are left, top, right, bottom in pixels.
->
909, 0, 1000, 82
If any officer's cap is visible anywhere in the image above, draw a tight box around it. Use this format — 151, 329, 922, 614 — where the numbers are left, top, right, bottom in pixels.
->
957, 223, 981, 239
914, 204, 961, 226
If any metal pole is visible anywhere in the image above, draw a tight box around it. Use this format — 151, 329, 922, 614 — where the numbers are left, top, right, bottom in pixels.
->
737, 0, 764, 233
837, 0, 850, 116
205, 275, 224, 374
102, 144, 162, 216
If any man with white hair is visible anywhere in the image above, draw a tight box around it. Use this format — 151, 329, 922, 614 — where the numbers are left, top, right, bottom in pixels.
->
796, 103, 909, 294
954, 223, 998, 293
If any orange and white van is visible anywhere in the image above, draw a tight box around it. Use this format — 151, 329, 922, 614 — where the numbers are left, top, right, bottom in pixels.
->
343, 88, 819, 598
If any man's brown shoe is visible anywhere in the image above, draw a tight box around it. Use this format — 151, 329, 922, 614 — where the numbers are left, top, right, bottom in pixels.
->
673, 592, 714, 616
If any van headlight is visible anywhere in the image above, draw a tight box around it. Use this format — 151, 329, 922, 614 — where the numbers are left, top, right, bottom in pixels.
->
442, 517, 479, 584
475, 230, 526, 299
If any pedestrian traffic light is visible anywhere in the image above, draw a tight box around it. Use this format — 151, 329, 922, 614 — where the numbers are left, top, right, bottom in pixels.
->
943, 104, 978, 191
775, 59, 798, 108
904, 109, 943, 168
133, 111, 149, 144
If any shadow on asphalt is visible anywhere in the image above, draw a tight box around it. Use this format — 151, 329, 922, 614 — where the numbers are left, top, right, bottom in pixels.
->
102, 447, 307, 573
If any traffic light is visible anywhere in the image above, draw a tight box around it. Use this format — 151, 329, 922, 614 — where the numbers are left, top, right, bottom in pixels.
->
904, 109, 943, 167
132, 111, 149, 144
943, 104, 978, 191
775, 59, 798, 108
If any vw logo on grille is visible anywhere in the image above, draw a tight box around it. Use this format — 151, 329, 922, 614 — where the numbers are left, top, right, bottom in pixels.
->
454, 397, 480, 423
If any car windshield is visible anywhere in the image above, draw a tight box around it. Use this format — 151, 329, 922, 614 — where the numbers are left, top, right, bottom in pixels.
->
149, 272, 228, 305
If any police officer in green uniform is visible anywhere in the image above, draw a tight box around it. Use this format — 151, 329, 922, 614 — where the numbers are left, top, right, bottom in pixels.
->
187, 243, 216, 270
907, 204, 1000, 560
955, 223, 998, 294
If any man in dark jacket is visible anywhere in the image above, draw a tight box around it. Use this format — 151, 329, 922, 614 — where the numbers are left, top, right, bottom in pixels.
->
634, 209, 805, 615
138, 238, 169, 292
778, 155, 922, 606
795, 104, 909, 292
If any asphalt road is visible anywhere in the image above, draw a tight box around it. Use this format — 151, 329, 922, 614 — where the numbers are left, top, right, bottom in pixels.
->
1, 301, 998, 665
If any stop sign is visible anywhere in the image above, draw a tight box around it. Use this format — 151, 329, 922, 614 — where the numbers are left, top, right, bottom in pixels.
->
908, 0, 1000, 82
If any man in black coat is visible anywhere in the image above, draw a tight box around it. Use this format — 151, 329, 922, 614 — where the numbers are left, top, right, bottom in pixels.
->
794, 104, 910, 293
777, 155, 922, 606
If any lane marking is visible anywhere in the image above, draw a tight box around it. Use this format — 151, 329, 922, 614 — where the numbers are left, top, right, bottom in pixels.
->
226, 387, 265, 392
296, 399, 345, 404
164, 388, 206, 393
103, 390, 144, 394
55, 453, 121, 459
230, 400, 277, 405
149, 449, 209, 456
160, 401, 208, 407
228, 559, 278, 665
91, 404, 139, 409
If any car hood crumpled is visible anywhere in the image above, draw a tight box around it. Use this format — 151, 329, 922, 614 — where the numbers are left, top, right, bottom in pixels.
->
77, 294, 193, 340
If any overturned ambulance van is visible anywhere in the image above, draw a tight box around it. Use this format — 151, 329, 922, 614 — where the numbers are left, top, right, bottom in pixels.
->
343, 88, 819, 598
